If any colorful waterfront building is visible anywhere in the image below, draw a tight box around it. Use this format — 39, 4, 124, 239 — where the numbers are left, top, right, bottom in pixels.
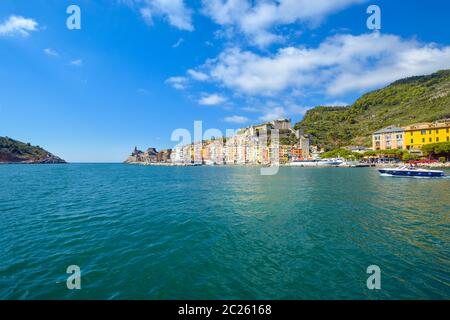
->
290, 148, 303, 160
202, 141, 212, 164
404, 120, 450, 152
260, 145, 270, 164
225, 136, 237, 164
278, 145, 290, 163
171, 118, 311, 165
236, 134, 247, 164
372, 126, 405, 150
209, 140, 225, 164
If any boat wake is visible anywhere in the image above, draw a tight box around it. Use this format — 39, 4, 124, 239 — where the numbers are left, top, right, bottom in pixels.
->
379, 174, 447, 179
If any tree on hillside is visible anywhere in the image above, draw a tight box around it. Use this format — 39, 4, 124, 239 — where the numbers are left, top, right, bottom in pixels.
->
320, 149, 363, 160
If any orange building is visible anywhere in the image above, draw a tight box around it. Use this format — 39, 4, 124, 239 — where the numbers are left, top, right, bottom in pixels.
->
291, 148, 303, 160
372, 126, 405, 150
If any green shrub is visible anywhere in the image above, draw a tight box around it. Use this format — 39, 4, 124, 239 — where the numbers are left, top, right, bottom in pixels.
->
403, 153, 420, 161
321, 148, 363, 159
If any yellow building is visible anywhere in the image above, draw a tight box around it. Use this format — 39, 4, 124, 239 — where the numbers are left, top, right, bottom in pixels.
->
279, 145, 290, 163
404, 121, 450, 152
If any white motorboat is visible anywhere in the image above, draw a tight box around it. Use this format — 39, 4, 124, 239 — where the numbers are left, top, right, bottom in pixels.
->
290, 158, 344, 167
378, 166, 445, 178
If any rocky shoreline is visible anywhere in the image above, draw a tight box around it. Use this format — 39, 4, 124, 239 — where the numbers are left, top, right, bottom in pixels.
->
0, 155, 66, 164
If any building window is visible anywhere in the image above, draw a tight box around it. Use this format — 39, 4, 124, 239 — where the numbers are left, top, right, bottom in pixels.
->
422, 138, 425, 143
436, 137, 439, 142
436, 129, 439, 134
421, 130, 426, 135
411, 139, 414, 143
429, 138, 432, 142
429, 130, 432, 134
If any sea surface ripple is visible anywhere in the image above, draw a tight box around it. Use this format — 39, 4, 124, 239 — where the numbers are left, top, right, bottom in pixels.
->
0, 164, 449, 299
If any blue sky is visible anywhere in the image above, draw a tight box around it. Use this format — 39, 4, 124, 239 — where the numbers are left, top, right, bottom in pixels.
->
0, 0, 449, 162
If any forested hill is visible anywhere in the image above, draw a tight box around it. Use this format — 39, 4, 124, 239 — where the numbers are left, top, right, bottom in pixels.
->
294, 70, 450, 150
0, 136, 66, 164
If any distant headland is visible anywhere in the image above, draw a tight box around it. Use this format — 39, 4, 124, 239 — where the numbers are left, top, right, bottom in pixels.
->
0, 136, 66, 164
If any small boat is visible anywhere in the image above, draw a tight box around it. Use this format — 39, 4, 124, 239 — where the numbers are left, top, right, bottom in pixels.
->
378, 166, 445, 178
204, 160, 215, 166
318, 158, 344, 166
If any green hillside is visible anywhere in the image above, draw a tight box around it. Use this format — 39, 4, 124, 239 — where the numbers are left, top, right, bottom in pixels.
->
294, 70, 450, 150
0, 136, 66, 164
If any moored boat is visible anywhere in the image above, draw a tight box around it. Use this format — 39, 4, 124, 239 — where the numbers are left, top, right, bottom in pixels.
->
340, 160, 374, 168
290, 158, 344, 167
378, 166, 445, 178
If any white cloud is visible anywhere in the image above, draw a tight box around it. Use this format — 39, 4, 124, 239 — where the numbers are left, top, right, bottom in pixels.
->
140, 7, 153, 25
165, 76, 188, 90
44, 48, 59, 57
322, 101, 349, 107
70, 59, 83, 66
188, 69, 209, 81
139, 0, 194, 31
240, 100, 311, 121
241, 106, 259, 113
198, 93, 227, 105
0, 15, 38, 37
201, 0, 366, 47
197, 33, 450, 97
259, 106, 288, 122
137, 88, 151, 95
224, 115, 249, 124
172, 38, 184, 48
285, 103, 311, 116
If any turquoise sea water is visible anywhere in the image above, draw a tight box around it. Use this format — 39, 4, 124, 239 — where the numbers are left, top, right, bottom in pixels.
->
0, 164, 449, 299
